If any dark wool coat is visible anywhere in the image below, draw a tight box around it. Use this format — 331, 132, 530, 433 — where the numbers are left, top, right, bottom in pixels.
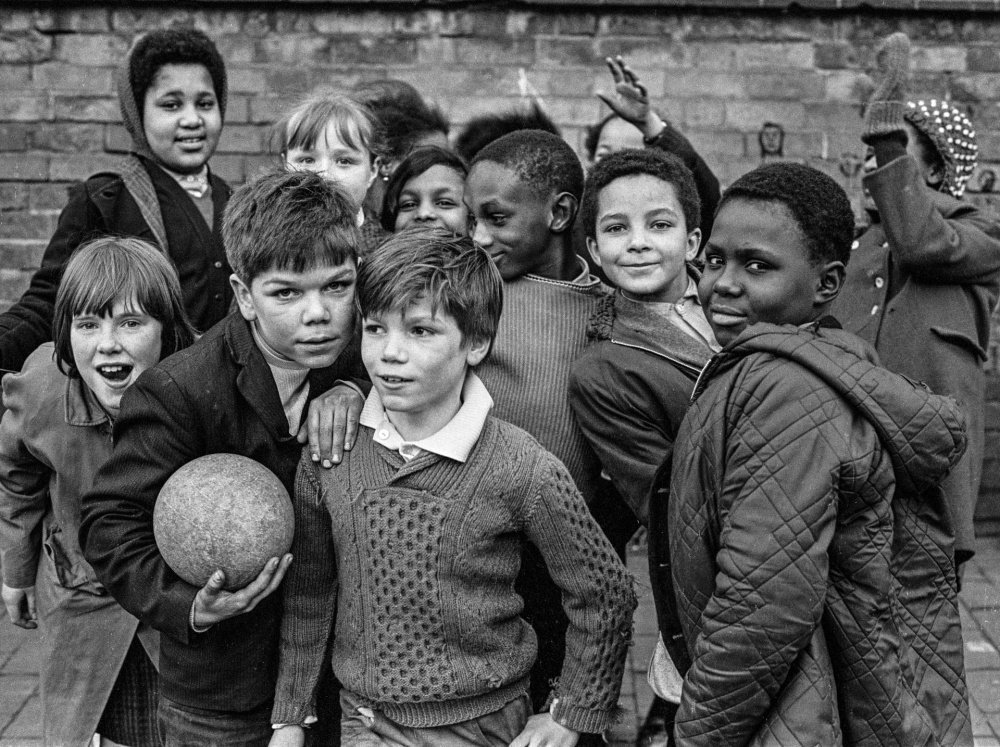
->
0, 158, 233, 372
79, 312, 358, 713
662, 323, 970, 746
832, 154, 1000, 562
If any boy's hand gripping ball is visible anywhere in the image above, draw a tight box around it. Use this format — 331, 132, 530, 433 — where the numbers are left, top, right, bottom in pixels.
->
153, 454, 295, 591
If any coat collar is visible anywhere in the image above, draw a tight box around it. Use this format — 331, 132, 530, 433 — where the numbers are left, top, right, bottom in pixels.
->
63, 372, 111, 428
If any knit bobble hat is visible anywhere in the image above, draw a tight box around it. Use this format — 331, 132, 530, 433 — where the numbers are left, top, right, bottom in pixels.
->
905, 99, 978, 198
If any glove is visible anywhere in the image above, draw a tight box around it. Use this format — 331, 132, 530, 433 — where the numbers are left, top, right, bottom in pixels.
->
862, 32, 911, 144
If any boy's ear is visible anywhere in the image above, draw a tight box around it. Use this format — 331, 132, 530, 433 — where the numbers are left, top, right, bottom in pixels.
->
685, 228, 702, 262
549, 192, 578, 234
465, 336, 491, 368
814, 261, 846, 306
585, 236, 603, 268
229, 274, 257, 322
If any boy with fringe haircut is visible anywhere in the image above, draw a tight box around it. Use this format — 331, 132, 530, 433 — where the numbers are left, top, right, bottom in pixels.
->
81, 170, 364, 745
270, 229, 636, 747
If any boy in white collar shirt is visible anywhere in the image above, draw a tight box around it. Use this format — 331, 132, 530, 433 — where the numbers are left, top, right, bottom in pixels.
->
270, 228, 636, 747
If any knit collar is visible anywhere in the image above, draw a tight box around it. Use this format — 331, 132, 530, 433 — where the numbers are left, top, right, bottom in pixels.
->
523, 255, 598, 288
360, 372, 494, 463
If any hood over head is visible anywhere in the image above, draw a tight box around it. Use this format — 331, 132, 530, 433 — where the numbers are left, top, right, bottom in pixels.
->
117, 28, 227, 161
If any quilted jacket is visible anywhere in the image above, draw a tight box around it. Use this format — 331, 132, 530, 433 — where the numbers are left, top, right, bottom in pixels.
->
664, 322, 971, 746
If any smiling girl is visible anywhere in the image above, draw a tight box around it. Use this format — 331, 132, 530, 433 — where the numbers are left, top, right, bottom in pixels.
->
275, 92, 390, 255
380, 146, 470, 236
0, 236, 194, 747
0, 29, 232, 373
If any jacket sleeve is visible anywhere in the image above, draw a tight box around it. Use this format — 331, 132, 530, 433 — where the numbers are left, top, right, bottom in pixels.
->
0, 369, 50, 589
0, 182, 105, 372
522, 451, 638, 734
646, 122, 721, 242
271, 458, 338, 726
569, 354, 685, 526
78, 365, 204, 645
865, 155, 1000, 285
674, 363, 844, 745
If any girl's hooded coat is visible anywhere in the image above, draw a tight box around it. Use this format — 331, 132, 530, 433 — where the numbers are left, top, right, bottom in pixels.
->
0, 36, 233, 372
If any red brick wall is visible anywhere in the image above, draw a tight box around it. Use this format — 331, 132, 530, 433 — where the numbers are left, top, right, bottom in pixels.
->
3, 2, 1000, 522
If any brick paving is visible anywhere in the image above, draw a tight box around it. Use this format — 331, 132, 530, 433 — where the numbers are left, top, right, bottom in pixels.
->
2, 535, 999, 746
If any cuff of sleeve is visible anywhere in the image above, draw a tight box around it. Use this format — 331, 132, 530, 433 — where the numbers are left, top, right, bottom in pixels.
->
189, 600, 212, 633
550, 697, 623, 735
270, 703, 316, 727
862, 101, 907, 143
333, 379, 365, 398
272, 716, 317, 729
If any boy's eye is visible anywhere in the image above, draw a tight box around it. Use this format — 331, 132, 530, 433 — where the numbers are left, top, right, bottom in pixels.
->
602, 223, 625, 234
410, 326, 433, 337
704, 254, 724, 268
325, 280, 354, 293
362, 323, 383, 334
489, 213, 506, 226
746, 260, 770, 272
274, 288, 300, 300
650, 220, 673, 230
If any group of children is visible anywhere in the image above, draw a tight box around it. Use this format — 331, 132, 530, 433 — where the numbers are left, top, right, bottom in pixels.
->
0, 23, 996, 747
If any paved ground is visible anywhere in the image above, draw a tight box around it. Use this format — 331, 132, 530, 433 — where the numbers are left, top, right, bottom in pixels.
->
2, 535, 999, 746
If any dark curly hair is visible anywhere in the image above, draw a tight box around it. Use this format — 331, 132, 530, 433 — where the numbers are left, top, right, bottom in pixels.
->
471, 129, 583, 203
352, 79, 449, 164
454, 101, 560, 163
129, 28, 227, 121
719, 162, 854, 266
580, 148, 700, 239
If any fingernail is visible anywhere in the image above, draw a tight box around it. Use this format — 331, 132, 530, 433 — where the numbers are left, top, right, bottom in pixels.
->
311, 453, 319, 462
344, 440, 352, 450
322, 459, 332, 468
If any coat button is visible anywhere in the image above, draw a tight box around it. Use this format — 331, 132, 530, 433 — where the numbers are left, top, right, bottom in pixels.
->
874, 277, 884, 288
214, 293, 223, 301
871, 304, 879, 315
214, 261, 223, 269
882, 242, 889, 249
851, 240, 859, 251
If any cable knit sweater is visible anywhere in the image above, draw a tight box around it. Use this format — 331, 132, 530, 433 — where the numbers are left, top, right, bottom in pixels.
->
272, 416, 636, 733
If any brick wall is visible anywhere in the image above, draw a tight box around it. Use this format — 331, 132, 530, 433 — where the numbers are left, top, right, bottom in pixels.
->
3, 2, 1000, 524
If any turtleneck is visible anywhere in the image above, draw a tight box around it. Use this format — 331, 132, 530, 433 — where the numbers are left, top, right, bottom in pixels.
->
251, 323, 310, 435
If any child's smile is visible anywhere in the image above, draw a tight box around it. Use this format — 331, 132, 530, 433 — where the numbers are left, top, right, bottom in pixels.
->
142, 63, 221, 174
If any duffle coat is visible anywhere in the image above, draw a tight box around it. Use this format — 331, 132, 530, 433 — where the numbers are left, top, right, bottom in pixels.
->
831, 155, 1000, 562
0, 344, 156, 747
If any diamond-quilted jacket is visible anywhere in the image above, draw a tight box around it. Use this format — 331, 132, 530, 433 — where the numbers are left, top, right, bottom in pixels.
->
664, 322, 971, 746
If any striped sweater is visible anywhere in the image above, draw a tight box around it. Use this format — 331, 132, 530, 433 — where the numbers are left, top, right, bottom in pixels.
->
476, 271, 608, 507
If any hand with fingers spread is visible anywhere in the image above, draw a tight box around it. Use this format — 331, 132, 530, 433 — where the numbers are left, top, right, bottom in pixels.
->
298, 383, 364, 468
2, 583, 37, 629
191, 554, 292, 630
509, 713, 580, 747
597, 55, 664, 140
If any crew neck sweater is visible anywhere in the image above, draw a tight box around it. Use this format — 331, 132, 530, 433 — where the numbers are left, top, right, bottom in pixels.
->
476, 271, 608, 506
272, 416, 636, 733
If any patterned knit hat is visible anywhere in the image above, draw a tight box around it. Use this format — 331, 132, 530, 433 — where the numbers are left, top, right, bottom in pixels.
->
904, 99, 977, 198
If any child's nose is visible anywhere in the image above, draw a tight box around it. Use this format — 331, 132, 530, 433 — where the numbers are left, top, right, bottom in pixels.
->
178, 103, 203, 127
96, 328, 123, 353
381, 332, 406, 361
628, 229, 650, 251
302, 293, 332, 323
472, 220, 493, 247
416, 202, 436, 222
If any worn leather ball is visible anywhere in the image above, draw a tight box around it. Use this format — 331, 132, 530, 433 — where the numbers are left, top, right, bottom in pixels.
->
153, 453, 294, 591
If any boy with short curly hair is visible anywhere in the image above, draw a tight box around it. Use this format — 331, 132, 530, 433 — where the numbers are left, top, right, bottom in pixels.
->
657, 161, 970, 744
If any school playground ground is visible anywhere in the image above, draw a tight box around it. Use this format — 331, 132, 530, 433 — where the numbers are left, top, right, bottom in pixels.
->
2, 537, 999, 746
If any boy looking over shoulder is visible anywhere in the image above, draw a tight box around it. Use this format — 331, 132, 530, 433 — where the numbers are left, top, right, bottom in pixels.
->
464, 130, 637, 723
80, 170, 364, 745
270, 229, 636, 747
658, 162, 970, 744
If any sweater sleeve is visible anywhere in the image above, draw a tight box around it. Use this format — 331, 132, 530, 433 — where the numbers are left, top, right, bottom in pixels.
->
78, 366, 204, 644
0, 181, 104, 372
271, 457, 338, 726
865, 154, 1000, 286
0, 367, 51, 589
674, 363, 843, 745
522, 451, 637, 734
